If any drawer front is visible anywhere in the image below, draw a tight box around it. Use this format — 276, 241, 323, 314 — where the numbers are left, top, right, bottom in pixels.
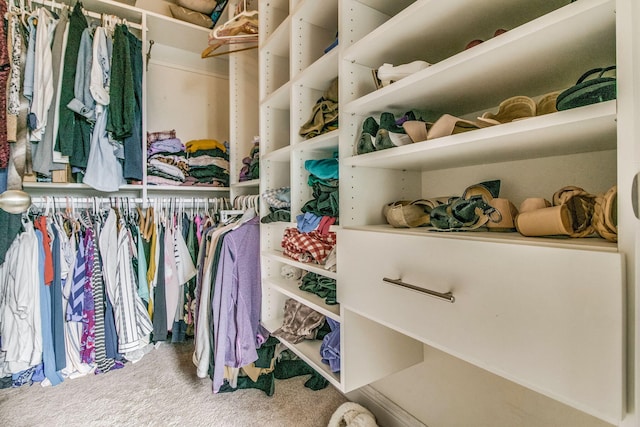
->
339, 229, 624, 423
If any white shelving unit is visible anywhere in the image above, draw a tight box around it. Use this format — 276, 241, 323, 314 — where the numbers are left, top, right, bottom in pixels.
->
258, 0, 421, 395
334, 0, 636, 426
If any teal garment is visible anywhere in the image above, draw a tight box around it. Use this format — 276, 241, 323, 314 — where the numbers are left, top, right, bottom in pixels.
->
55, 3, 88, 156
136, 227, 149, 303
106, 25, 135, 140
304, 158, 339, 181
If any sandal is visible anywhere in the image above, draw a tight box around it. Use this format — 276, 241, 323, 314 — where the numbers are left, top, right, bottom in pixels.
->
477, 95, 536, 126
592, 185, 617, 242
487, 198, 518, 231
430, 180, 502, 231
427, 114, 485, 140
556, 65, 616, 111
552, 186, 597, 238
384, 198, 448, 228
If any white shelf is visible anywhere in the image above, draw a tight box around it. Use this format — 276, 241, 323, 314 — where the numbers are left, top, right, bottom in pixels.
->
265, 276, 341, 321
262, 250, 338, 280
344, 225, 618, 253
343, 0, 615, 116
262, 15, 291, 57
23, 182, 142, 191
261, 81, 292, 109
145, 11, 211, 55
344, 101, 616, 171
262, 145, 292, 162
292, 0, 338, 29
292, 48, 339, 91
352, 0, 416, 17
232, 179, 260, 188
146, 185, 230, 192
294, 129, 339, 153
262, 317, 341, 389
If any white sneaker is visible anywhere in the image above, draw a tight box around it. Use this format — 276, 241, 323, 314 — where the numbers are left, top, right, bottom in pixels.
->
377, 60, 431, 86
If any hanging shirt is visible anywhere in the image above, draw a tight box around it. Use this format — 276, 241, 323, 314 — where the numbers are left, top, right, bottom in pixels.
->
212, 217, 261, 393
83, 27, 126, 192
0, 221, 43, 374
30, 7, 59, 142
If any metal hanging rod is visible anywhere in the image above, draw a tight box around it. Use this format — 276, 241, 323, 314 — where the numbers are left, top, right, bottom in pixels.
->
29, 0, 144, 30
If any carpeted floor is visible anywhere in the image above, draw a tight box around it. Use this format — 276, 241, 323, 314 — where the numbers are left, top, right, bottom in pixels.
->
0, 340, 348, 427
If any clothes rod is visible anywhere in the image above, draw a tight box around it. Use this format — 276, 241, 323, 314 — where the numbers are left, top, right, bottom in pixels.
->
30, 0, 144, 30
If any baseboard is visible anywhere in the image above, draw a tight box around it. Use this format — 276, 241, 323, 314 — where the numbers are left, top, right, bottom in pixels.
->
346, 385, 427, 427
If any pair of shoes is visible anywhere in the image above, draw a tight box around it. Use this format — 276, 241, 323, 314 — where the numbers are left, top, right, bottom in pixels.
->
356, 112, 413, 154
465, 28, 508, 50
477, 92, 561, 126
515, 186, 597, 238
429, 180, 503, 231
556, 66, 616, 111
383, 198, 448, 228
402, 113, 491, 142
376, 60, 431, 87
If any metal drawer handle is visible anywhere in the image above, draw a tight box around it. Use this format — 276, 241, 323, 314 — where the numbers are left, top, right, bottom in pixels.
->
383, 277, 455, 303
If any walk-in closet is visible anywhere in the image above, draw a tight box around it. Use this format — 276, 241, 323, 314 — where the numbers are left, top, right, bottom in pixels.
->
2, 0, 640, 426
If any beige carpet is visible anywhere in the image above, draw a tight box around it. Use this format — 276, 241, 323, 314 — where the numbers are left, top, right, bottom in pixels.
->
0, 341, 348, 427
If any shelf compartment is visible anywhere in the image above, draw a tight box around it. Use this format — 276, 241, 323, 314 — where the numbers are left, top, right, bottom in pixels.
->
295, 129, 339, 153
262, 144, 292, 162
265, 276, 340, 321
262, 250, 338, 280
291, 0, 339, 74
262, 317, 341, 389
261, 0, 290, 42
343, 100, 616, 172
343, 0, 615, 116
291, 48, 339, 91
261, 81, 291, 110
343, 0, 569, 69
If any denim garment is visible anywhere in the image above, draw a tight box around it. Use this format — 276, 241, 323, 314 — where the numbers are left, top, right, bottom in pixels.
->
320, 318, 341, 373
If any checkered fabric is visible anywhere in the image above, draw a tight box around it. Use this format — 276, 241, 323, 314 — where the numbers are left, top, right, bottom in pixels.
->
262, 187, 291, 209
146, 129, 177, 147
281, 227, 336, 264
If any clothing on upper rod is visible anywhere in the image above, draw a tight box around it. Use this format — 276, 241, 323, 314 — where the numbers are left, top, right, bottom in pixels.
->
2, 0, 144, 191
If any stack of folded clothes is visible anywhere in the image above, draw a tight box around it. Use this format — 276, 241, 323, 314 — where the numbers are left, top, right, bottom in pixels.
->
146, 129, 189, 186
298, 155, 339, 229
239, 136, 260, 182
184, 138, 230, 187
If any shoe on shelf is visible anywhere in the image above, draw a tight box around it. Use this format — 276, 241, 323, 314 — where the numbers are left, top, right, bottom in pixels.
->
536, 91, 561, 116
592, 185, 618, 242
487, 198, 519, 232
477, 95, 537, 126
379, 112, 406, 133
375, 128, 413, 150
427, 114, 485, 140
377, 60, 431, 86
402, 120, 430, 143
356, 116, 379, 155
465, 28, 508, 50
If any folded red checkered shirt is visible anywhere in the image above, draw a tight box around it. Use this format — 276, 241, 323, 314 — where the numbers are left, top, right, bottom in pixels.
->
281, 228, 336, 265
